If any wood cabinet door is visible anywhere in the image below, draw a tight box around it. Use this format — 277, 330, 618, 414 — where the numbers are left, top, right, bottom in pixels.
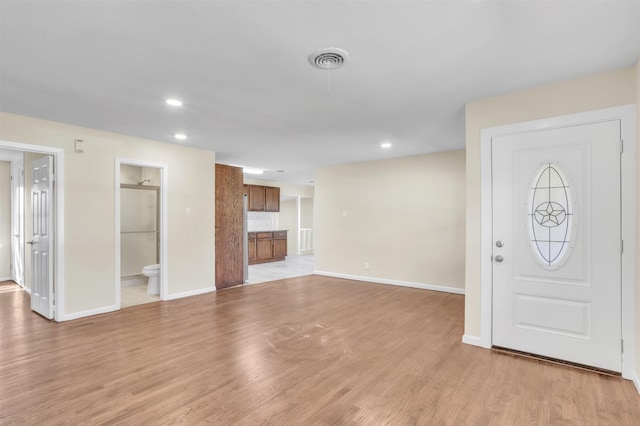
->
273, 239, 287, 258
249, 185, 266, 211
256, 239, 272, 260
248, 236, 257, 261
265, 187, 280, 212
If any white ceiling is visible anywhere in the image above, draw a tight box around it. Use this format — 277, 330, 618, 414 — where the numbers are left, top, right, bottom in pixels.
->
1, 1, 639, 185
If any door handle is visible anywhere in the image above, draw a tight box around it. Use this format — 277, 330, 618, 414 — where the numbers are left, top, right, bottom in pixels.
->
495, 255, 504, 262
27, 241, 35, 245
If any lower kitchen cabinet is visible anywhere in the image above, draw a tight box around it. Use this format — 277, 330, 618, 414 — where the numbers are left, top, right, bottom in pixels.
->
248, 230, 288, 264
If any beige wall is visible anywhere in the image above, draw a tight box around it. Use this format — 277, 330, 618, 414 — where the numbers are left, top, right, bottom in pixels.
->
300, 197, 313, 229
464, 67, 636, 338
0, 112, 216, 317
315, 150, 465, 289
0, 161, 10, 279
279, 199, 298, 255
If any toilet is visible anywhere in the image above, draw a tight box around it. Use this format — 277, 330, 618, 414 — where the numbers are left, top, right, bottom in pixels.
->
142, 264, 160, 295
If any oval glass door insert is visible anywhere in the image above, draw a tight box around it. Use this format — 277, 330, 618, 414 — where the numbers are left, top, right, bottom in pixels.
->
528, 162, 575, 269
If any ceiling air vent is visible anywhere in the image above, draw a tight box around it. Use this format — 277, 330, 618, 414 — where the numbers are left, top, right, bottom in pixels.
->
308, 47, 350, 70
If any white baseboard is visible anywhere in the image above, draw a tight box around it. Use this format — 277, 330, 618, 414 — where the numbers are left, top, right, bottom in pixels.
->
24, 286, 31, 294
462, 334, 484, 347
632, 373, 640, 395
164, 286, 216, 301
0, 276, 11, 281
60, 304, 118, 322
313, 270, 465, 295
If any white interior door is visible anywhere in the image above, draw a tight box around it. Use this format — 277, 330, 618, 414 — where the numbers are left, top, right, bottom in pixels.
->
11, 159, 24, 286
30, 155, 54, 319
492, 120, 621, 372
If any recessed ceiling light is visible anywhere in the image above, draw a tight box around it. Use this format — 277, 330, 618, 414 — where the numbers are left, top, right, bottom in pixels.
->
381, 142, 392, 149
166, 99, 183, 107
174, 133, 187, 140
243, 168, 264, 175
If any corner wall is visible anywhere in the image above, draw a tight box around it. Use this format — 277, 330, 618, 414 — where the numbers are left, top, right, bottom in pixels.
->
314, 150, 465, 290
464, 67, 636, 338
0, 112, 216, 318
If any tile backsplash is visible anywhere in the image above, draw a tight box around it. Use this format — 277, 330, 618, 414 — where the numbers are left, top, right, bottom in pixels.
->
247, 212, 279, 231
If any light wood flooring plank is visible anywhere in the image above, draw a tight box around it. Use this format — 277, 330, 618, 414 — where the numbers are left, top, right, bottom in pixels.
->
0, 277, 638, 425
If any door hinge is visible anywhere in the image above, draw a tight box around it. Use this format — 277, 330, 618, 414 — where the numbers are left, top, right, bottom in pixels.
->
621, 339, 624, 354
619, 139, 623, 154
621, 239, 624, 254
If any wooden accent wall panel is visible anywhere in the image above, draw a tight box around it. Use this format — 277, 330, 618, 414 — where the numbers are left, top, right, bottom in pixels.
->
215, 164, 244, 289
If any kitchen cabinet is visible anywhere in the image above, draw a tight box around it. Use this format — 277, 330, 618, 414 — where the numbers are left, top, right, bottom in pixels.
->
256, 232, 273, 260
249, 185, 266, 211
273, 231, 287, 259
245, 184, 280, 212
248, 232, 257, 262
265, 187, 280, 212
248, 230, 288, 264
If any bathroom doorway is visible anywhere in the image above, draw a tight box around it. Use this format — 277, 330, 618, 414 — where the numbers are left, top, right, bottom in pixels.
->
115, 159, 168, 309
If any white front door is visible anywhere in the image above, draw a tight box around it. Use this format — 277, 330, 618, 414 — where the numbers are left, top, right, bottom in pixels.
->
492, 120, 621, 372
30, 155, 54, 319
11, 159, 24, 287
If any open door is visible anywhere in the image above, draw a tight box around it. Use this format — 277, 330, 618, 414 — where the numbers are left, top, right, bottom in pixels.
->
29, 155, 54, 319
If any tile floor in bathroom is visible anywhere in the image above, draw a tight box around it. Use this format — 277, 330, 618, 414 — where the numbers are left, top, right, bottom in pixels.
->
120, 255, 315, 308
121, 282, 160, 308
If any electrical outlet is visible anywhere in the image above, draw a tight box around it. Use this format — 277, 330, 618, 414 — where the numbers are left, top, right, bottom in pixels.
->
342, 210, 347, 218
364, 261, 370, 270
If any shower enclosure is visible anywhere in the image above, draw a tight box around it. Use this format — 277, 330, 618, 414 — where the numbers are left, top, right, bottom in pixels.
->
120, 183, 159, 278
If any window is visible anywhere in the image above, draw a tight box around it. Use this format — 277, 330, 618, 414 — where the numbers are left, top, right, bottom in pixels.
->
528, 162, 574, 269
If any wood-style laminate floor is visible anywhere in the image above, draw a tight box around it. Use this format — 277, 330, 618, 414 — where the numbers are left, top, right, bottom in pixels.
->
1, 277, 639, 425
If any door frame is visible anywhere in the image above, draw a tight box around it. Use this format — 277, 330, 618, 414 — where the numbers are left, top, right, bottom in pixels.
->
478, 104, 636, 380
10, 157, 24, 288
0, 140, 65, 322
114, 158, 168, 308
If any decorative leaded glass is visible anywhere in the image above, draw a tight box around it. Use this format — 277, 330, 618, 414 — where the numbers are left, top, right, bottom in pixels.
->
528, 162, 574, 269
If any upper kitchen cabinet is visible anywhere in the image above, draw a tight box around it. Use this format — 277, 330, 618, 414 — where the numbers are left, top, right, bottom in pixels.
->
248, 185, 266, 211
265, 186, 280, 212
246, 184, 280, 212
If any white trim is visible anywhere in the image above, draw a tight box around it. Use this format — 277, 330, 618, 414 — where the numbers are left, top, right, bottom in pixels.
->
24, 286, 31, 295
0, 277, 11, 281
164, 286, 216, 301
296, 196, 301, 255
115, 158, 169, 310
462, 334, 487, 348
62, 305, 118, 322
478, 104, 636, 379
0, 140, 65, 322
632, 373, 640, 396
313, 270, 465, 295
